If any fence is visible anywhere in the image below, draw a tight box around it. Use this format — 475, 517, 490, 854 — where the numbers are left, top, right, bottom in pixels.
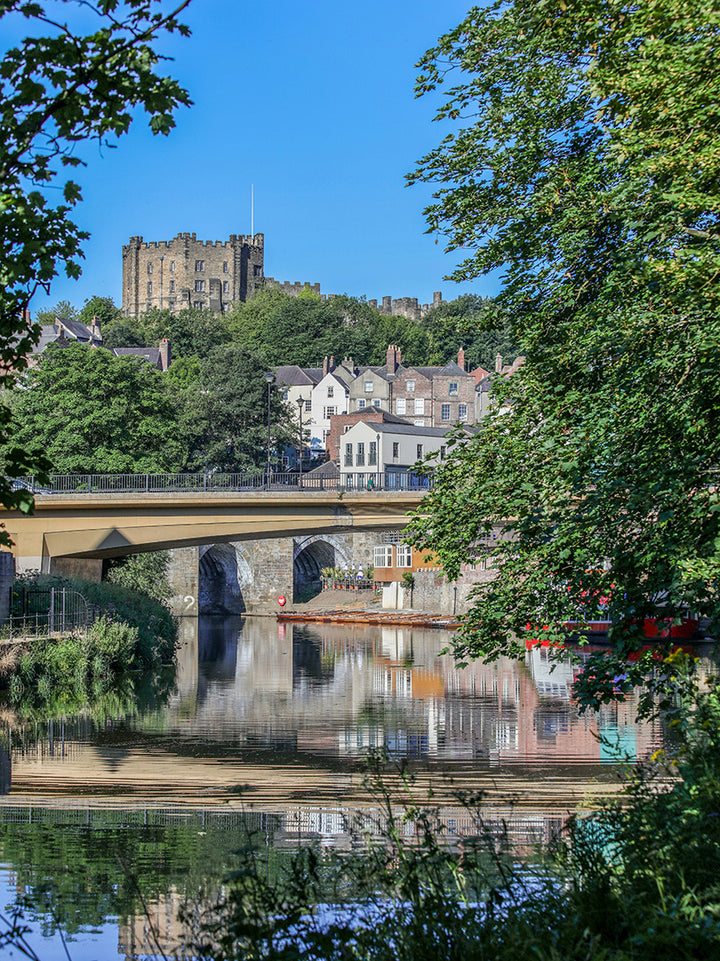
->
4, 585, 96, 641
14, 470, 434, 495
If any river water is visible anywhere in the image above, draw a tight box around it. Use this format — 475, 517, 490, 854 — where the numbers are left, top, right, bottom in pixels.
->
0, 615, 675, 959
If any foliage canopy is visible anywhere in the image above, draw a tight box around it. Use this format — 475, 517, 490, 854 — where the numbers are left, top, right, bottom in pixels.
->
406, 0, 720, 697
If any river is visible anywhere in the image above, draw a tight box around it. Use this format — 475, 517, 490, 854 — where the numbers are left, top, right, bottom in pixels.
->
0, 615, 679, 959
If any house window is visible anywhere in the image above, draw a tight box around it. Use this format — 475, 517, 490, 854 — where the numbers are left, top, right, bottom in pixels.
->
147, 263, 153, 275
440, 445, 447, 460
147, 281, 152, 295
195, 260, 204, 271
170, 261, 175, 272
396, 398, 406, 415
406, 380, 415, 392
193, 300, 203, 308
223, 281, 229, 293
357, 398, 366, 409
324, 406, 336, 419
364, 381, 373, 392
169, 280, 175, 293
441, 403, 451, 421
369, 441, 377, 465
373, 399, 380, 407
459, 403, 468, 421
392, 442, 399, 458
396, 545, 412, 567
327, 385, 334, 397
223, 261, 228, 273
322, 429, 330, 443
449, 381, 458, 395
414, 420, 424, 427
374, 545, 393, 568
344, 443, 353, 467
416, 444, 424, 460
415, 398, 424, 415
194, 280, 205, 292
305, 399, 311, 412
356, 442, 365, 466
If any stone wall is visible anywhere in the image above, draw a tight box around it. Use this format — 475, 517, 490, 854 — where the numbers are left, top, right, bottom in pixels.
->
407, 566, 493, 616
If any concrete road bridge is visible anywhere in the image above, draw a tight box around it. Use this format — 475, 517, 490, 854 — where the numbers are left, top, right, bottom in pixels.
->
2, 472, 431, 613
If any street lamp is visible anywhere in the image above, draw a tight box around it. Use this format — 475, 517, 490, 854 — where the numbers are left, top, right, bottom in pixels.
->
296, 396, 305, 490
264, 371, 274, 489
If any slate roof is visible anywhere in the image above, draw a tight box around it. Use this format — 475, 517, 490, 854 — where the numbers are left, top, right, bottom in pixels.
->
275, 365, 322, 386
305, 460, 341, 478
369, 422, 480, 438
58, 318, 98, 342
113, 347, 161, 366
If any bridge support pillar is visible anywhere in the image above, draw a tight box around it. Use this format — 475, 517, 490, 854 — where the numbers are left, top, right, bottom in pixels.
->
166, 546, 199, 617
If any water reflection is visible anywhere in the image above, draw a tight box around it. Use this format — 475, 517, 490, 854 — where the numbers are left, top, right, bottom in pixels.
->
0, 615, 708, 961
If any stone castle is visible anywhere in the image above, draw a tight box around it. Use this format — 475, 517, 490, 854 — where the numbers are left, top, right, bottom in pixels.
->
122, 232, 442, 321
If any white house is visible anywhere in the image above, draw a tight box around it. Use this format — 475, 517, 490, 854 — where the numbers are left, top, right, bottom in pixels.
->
311, 370, 350, 453
338, 421, 460, 488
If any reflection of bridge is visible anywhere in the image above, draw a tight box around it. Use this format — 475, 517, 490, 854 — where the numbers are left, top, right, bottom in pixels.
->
3, 478, 427, 611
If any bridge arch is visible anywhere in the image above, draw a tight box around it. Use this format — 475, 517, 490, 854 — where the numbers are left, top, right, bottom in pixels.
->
293, 534, 351, 600
199, 543, 252, 614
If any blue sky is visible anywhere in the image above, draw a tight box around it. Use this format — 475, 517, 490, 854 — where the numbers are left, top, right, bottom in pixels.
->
23, 0, 495, 317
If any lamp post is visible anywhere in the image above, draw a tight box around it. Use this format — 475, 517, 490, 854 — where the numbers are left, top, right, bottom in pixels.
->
296, 396, 305, 490
264, 371, 274, 489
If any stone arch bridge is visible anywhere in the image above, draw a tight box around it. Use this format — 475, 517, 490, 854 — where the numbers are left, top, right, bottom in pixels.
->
3, 489, 425, 613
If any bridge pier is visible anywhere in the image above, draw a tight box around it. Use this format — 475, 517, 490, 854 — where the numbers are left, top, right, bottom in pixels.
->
166, 546, 200, 617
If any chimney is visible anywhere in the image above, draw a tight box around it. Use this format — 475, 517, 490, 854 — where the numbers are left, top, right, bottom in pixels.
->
396, 345, 402, 367
495, 351, 503, 374
329, 354, 335, 371
386, 344, 401, 373
458, 347, 466, 371
159, 338, 171, 371
90, 316, 102, 341
323, 356, 329, 377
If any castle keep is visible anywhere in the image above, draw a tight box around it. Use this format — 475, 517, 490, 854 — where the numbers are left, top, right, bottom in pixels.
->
122, 232, 265, 317
122, 232, 442, 320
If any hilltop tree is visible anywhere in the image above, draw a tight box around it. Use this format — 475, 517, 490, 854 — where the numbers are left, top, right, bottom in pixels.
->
0, 0, 192, 536
406, 0, 720, 706
78, 296, 123, 329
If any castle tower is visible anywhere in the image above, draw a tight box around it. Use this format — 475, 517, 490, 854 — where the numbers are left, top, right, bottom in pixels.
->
121, 232, 265, 318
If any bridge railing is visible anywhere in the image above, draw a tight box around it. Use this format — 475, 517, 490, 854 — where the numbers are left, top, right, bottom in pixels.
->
13, 471, 434, 495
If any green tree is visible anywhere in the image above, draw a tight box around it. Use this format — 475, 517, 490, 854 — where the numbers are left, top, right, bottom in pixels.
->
184, 343, 292, 472
406, 0, 720, 704
420, 294, 515, 370
10, 342, 186, 473
77, 295, 123, 329
102, 321, 147, 349
0, 0, 192, 535
34, 299, 79, 326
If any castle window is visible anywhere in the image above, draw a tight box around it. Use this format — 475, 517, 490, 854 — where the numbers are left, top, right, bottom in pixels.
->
223, 261, 228, 273
195, 260, 204, 271
147, 281, 152, 295
223, 281, 229, 293
449, 381, 458, 395
170, 261, 175, 272
194, 280, 205, 292
253, 264, 262, 277
147, 263, 153, 275
441, 403, 451, 421
169, 280, 175, 293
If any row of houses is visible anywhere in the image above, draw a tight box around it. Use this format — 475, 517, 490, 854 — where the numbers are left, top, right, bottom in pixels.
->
29, 316, 172, 370
275, 344, 523, 459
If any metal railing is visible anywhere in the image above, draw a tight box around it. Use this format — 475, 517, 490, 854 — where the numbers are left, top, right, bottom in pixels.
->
14, 471, 435, 495
3, 586, 98, 642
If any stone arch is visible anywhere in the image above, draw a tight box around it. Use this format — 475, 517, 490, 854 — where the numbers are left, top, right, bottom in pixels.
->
293, 534, 351, 601
199, 543, 252, 614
